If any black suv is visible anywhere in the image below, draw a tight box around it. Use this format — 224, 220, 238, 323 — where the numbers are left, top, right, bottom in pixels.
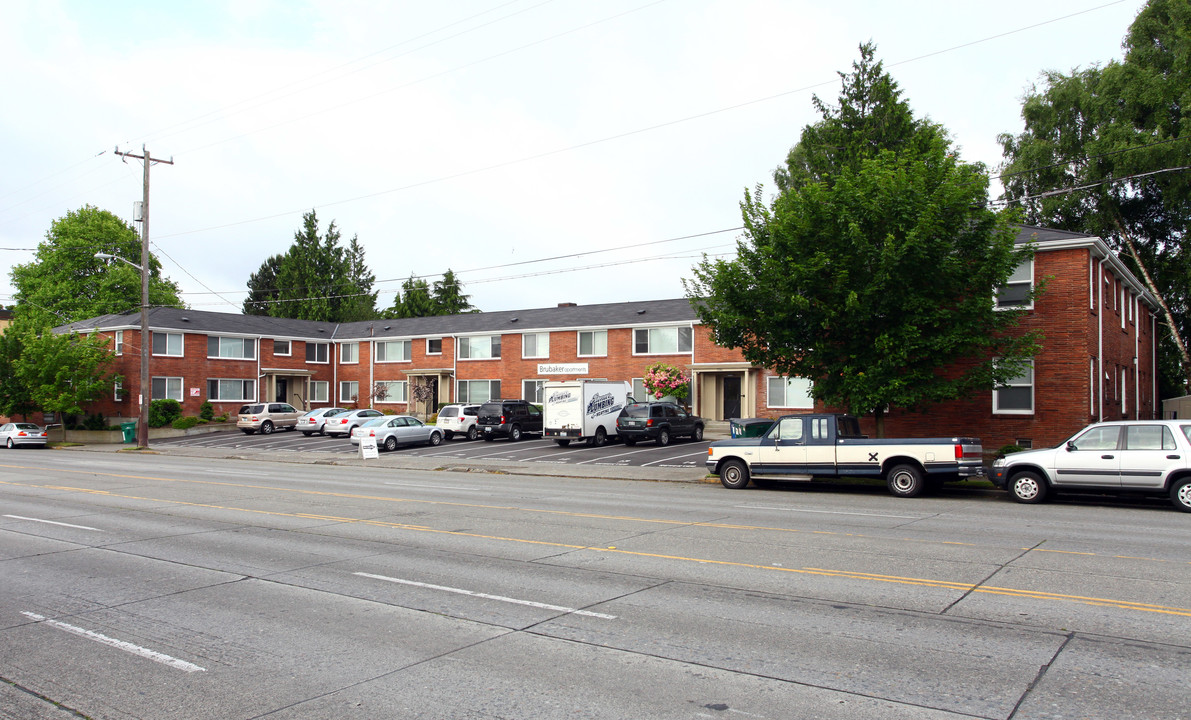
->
477, 399, 543, 441
615, 402, 704, 446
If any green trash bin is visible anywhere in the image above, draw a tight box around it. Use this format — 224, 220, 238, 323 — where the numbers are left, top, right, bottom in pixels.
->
120, 421, 137, 444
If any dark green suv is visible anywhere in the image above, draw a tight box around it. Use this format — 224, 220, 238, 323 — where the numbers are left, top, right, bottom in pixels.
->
477, 399, 543, 441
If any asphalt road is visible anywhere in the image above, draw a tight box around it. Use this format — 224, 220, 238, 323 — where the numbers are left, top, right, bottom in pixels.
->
1, 447, 1189, 719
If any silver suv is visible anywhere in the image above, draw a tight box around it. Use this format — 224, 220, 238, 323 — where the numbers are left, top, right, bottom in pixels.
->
237, 402, 301, 435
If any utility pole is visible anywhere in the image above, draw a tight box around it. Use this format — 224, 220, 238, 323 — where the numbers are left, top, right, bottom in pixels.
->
114, 146, 173, 450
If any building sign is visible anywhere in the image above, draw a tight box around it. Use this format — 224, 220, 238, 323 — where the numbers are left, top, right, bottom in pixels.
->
538, 363, 589, 375
190, 388, 201, 397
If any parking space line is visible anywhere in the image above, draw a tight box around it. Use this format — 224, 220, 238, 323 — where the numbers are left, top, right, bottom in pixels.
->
641, 449, 707, 467
354, 573, 617, 619
4, 515, 103, 531
21, 612, 206, 672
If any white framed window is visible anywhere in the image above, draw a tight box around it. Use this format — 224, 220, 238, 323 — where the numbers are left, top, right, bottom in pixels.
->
114, 381, 123, 402
632, 378, 646, 402
151, 376, 183, 401
634, 326, 693, 355
1090, 358, 1096, 415
114, 330, 124, 356
1090, 259, 1096, 310
207, 336, 256, 360
767, 376, 814, 409
458, 379, 500, 404
311, 381, 329, 403
458, 335, 501, 360
994, 359, 1034, 414
274, 339, 291, 356
376, 339, 411, 362
340, 342, 359, 364
206, 378, 256, 402
427, 338, 442, 355
305, 342, 329, 364
152, 332, 183, 357
523, 379, 545, 403
374, 380, 408, 403
340, 381, 359, 403
578, 330, 607, 357
1121, 287, 1127, 328
522, 333, 549, 359
996, 259, 1033, 309
1121, 368, 1128, 414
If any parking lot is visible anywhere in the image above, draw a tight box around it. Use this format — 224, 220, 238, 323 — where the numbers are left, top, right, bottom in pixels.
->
152, 428, 714, 471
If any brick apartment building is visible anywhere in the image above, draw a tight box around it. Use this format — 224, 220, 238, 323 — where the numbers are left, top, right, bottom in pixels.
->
49, 226, 1159, 450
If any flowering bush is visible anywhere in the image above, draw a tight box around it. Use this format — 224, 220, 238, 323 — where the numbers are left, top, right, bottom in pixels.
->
642, 362, 690, 404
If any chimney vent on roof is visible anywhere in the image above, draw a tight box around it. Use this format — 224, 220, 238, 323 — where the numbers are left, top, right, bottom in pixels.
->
557, 302, 577, 307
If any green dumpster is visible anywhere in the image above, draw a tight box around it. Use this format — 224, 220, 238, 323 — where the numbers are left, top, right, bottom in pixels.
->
120, 421, 137, 444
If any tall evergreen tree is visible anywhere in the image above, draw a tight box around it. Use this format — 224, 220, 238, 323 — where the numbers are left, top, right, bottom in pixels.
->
432, 269, 477, 314
243, 253, 283, 316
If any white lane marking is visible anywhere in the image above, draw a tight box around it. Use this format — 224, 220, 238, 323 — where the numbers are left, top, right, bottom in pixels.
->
4, 515, 102, 531
640, 449, 706, 467
382, 482, 476, 491
354, 573, 617, 619
20, 612, 205, 672
734, 505, 921, 520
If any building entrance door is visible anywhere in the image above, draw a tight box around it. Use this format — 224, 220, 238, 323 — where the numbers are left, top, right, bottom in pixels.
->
275, 379, 288, 403
723, 375, 741, 419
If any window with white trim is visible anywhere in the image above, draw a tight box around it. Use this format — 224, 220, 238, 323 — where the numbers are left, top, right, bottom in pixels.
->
375, 339, 411, 362
578, 330, 607, 357
151, 376, 183, 401
311, 381, 329, 403
632, 378, 646, 402
1090, 358, 1096, 415
206, 378, 256, 402
114, 330, 124, 355
152, 332, 183, 357
767, 376, 814, 409
114, 381, 123, 402
523, 379, 545, 403
996, 259, 1033, 309
374, 380, 408, 403
458, 379, 500, 404
305, 342, 329, 364
340, 342, 359, 364
340, 381, 359, 403
274, 339, 291, 356
634, 326, 693, 355
1121, 367, 1128, 414
522, 333, 549, 359
427, 338, 442, 354
458, 335, 501, 360
994, 360, 1034, 414
207, 336, 256, 360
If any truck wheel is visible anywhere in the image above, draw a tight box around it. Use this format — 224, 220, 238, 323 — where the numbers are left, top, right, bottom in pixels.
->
719, 459, 751, 489
1169, 478, 1191, 512
556, 439, 571, 447
592, 426, 607, 447
886, 464, 925, 498
466, 425, 478, 441
692, 425, 704, 441
509, 425, 522, 442
1010, 471, 1048, 504
656, 428, 671, 446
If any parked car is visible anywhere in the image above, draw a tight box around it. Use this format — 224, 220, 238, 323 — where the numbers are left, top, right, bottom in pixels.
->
237, 403, 301, 435
1, 422, 48, 449
477, 399, 543, 441
991, 420, 1191, 512
324, 408, 384, 438
436, 404, 480, 440
351, 415, 443, 451
297, 407, 349, 436
616, 402, 704, 446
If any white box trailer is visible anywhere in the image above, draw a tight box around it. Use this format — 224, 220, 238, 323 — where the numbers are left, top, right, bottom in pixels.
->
543, 380, 633, 447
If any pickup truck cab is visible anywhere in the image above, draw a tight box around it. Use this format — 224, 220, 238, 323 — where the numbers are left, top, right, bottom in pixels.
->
706, 413, 984, 497
991, 420, 1191, 512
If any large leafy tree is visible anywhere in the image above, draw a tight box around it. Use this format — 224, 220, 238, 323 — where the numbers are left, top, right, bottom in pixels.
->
687, 43, 1037, 434
998, 0, 1191, 395
9, 205, 184, 330
0, 328, 119, 419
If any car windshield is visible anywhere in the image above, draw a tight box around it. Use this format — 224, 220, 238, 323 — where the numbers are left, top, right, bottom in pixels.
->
621, 404, 649, 418
324, 409, 347, 417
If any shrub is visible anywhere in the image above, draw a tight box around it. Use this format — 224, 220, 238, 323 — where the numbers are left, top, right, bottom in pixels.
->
199, 400, 215, 422
148, 399, 183, 427
997, 444, 1025, 458
83, 413, 108, 431
215, 413, 230, 423
172, 416, 200, 430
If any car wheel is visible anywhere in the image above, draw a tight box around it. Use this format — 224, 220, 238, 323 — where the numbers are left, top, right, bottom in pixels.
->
692, 425, 704, 441
509, 425, 522, 442
886, 463, 926, 498
556, 439, 571, 447
623, 437, 637, 446
318, 426, 326, 436
383, 436, 397, 452
428, 431, 442, 446
1171, 478, 1191, 512
261, 421, 274, 435
443, 430, 454, 440
466, 425, 478, 441
5, 438, 13, 449
656, 428, 671, 446
719, 459, 750, 489
347, 425, 357, 437
302, 432, 313, 437
1009, 471, 1048, 504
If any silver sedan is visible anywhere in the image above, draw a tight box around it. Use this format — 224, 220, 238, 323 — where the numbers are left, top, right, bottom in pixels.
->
1, 422, 48, 449
350, 415, 443, 451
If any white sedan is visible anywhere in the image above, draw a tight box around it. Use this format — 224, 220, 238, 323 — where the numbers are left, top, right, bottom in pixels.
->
351, 415, 443, 451
1, 422, 48, 449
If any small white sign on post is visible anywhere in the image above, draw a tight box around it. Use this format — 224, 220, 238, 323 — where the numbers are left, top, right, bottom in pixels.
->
359, 436, 379, 460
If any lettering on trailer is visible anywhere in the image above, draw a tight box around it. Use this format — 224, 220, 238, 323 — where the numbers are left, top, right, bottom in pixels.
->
548, 390, 575, 404
586, 392, 623, 418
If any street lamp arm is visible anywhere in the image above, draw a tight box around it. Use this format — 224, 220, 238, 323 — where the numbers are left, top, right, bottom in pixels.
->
95, 253, 144, 272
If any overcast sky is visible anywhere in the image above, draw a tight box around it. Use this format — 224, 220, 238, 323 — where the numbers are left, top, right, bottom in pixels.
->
0, 0, 1146, 318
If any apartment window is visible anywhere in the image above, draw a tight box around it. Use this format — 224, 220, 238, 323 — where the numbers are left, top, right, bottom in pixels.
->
306, 342, 329, 364
1090, 358, 1096, 415
458, 335, 501, 360
767, 376, 814, 409
634, 326, 693, 355
114, 330, 124, 355
523, 379, 545, 403
1121, 368, 1128, 414
152, 332, 183, 357
374, 380, 408, 403
522, 333, 549, 359
994, 360, 1034, 414
340, 342, 359, 364
578, 330, 607, 357
996, 259, 1033, 309
207, 336, 256, 360
207, 379, 256, 402
274, 339, 291, 356
340, 381, 359, 403
458, 380, 500, 404
376, 339, 411, 362
151, 376, 183, 401
114, 381, 123, 402
427, 338, 442, 355
632, 378, 646, 402
311, 381, 329, 403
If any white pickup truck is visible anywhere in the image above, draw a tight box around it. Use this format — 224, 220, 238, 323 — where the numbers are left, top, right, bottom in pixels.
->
991, 419, 1191, 512
706, 413, 985, 497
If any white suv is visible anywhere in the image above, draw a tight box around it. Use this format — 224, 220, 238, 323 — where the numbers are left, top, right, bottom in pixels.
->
436, 404, 480, 440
